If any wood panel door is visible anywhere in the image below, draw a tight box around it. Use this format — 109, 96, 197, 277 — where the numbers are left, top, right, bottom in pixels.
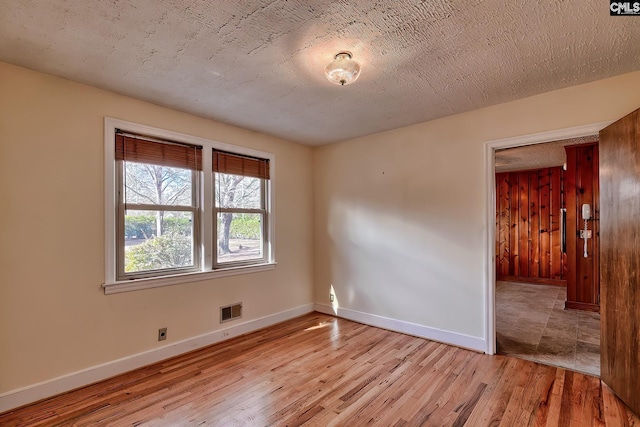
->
599, 108, 640, 416
564, 143, 600, 312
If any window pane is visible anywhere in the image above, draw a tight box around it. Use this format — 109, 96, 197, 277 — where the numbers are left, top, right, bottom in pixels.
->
124, 161, 193, 206
124, 211, 194, 273
214, 173, 262, 209
217, 213, 263, 263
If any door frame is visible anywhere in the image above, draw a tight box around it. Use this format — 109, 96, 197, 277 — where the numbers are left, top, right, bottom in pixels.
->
483, 121, 612, 355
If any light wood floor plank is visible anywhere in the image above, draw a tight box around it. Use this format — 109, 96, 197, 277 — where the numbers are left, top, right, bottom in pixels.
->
0, 313, 638, 426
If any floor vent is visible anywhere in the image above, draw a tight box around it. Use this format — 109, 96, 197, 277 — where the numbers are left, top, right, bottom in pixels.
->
221, 302, 242, 323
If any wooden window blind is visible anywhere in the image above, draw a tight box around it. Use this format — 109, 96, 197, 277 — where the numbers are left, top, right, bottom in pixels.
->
213, 150, 270, 179
115, 133, 203, 171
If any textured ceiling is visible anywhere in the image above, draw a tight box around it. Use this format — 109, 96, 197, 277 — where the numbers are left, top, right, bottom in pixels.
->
1, 1, 639, 145
495, 135, 599, 173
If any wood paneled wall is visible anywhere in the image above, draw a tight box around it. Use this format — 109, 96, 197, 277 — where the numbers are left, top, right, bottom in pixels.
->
564, 143, 600, 312
496, 167, 565, 284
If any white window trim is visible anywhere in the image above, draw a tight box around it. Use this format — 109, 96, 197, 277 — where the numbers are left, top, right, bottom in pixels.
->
104, 117, 276, 294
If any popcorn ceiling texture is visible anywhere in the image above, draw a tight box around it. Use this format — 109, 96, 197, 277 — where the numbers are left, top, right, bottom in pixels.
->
1, 0, 639, 145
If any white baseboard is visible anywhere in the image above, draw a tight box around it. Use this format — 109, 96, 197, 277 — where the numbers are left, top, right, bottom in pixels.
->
314, 303, 485, 353
0, 303, 315, 414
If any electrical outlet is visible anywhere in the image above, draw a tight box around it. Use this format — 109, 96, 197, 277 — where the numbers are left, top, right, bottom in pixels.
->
330, 294, 334, 302
158, 327, 167, 341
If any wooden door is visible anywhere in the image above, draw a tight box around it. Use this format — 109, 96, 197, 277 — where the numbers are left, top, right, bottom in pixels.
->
599, 108, 640, 416
564, 143, 600, 311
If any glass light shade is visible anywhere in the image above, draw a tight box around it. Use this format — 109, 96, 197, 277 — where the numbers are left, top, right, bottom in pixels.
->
324, 52, 361, 86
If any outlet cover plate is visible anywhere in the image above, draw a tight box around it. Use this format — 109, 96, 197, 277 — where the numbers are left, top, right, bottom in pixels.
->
158, 327, 167, 341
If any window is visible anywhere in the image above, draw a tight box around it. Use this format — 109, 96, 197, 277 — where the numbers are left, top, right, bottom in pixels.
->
213, 151, 269, 267
104, 118, 275, 294
116, 133, 202, 280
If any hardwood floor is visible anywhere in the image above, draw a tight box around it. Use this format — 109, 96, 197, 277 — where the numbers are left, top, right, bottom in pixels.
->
1, 313, 638, 426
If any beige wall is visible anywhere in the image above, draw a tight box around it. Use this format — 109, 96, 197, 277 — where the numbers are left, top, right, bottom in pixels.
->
3, 58, 640, 399
314, 70, 640, 339
0, 62, 314, 394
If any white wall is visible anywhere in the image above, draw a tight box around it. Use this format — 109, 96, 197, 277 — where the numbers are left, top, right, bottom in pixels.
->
314, 70, 640, 349
0, 62, 314, 402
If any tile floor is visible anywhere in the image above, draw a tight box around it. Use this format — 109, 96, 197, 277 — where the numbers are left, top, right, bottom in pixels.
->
496, 281, 601, 376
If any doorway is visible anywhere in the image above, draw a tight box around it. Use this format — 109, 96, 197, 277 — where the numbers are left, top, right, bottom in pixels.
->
484, 122, 611, 375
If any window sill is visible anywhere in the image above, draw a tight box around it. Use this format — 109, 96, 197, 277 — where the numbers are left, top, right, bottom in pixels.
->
103, 262, 277, 295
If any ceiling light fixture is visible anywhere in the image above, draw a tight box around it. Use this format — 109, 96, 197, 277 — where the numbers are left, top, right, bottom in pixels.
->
324, 52, 361, 86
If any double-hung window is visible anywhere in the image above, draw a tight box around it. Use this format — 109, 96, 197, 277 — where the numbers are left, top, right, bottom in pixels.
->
115, 132, 202, 280
213, 151, 269, 268
105, 118, 275, 294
